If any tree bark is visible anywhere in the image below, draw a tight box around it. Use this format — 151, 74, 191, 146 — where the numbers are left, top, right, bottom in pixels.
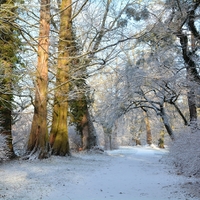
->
177, 31, 199, 128
172, 103, 188, 126
75, 0, 112, 149
49, 0, 72, 156
143, 110, 152, 145
187, 87, 197, 130
81, 108, 97, 150
27, 0, 50, 159
158, 129, 165, 148
160, 103, 175, 140
103, 125, 112, 150
0, 62, 14, 157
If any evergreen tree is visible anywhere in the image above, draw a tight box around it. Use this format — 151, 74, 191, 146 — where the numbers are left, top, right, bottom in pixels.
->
0, 0, 21, 157
49, 0, 72, 156
27, 0, 50, 159
69, 30, 97, 150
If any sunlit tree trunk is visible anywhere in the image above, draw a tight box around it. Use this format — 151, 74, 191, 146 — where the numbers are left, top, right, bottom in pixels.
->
27, 0, 50, 159
49, 0, 72, 156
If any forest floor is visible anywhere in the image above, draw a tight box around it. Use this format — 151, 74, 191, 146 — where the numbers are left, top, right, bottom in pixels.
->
0, 146, 199, 200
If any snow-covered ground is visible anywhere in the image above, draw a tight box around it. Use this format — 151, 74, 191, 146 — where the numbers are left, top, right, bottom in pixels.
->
0, 146, 199, 200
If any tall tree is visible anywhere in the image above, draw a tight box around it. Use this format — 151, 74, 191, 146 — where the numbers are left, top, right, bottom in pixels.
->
164, 0, 200, 129
27, 0, 50, 159
69, 93, 97, 150
0, 0, 21, 157
69, 0, 115, 150
68, 24, 97, 150
49, 0, 72, 156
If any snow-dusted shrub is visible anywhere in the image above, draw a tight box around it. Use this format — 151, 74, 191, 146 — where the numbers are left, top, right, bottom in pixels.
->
0, 134, 10, 161
168, 128, 200, 177
12, 112, 32, 156
68, 126, 82, 151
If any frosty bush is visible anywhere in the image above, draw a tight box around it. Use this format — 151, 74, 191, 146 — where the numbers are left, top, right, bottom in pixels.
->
0, 134, 10, 161
168, 128, 200, 177
68, 126, 82, 151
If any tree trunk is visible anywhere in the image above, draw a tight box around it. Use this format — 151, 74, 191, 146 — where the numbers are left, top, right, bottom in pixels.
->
103, 126, 112, 150
172, 103, 188, 126
158, 129, 165, 148
27, 0, 50, 159
178, 31, 199, 129
0, 63, 14, 157
49, 0, 72, 156
187, 87, 197, 122
160, 103, 175, 140
69, 95, 97, 150
74, 0, 111, 149
81, 108, 97, 150
135, 138, 141, 146
187, 87, 197, 131
143, 110, 152, 145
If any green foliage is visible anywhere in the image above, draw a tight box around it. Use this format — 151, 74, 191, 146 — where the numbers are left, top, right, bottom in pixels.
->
0, 0, 22, 66
68, 24, 93, 135
69, 98, 87, 126
0, 0, 22, 130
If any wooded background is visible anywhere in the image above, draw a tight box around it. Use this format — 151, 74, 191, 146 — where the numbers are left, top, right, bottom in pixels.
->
0, 0, 200, 160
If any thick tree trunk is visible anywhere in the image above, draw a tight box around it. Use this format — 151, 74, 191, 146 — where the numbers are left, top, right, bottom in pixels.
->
178, 31, 199, 129
143, 110, 152, 145
27, 0, 50, 159
49, 0, 72, 156
49, 100, 70, 155
81, 108, 97, 150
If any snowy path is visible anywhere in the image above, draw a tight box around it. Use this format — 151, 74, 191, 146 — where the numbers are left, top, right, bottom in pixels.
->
0, 146, 199, 200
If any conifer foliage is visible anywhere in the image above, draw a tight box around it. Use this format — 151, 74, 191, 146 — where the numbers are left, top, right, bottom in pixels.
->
0, 0, 21, 158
